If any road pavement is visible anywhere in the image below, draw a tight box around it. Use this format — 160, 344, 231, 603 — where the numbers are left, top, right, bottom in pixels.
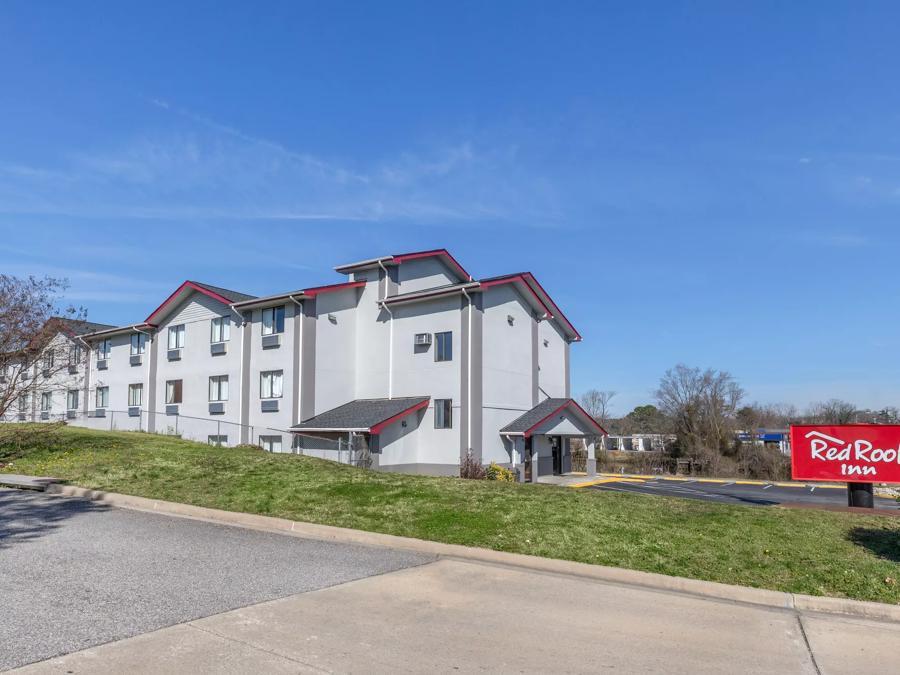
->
586, 475, 900, 508
0, 488, 431, 671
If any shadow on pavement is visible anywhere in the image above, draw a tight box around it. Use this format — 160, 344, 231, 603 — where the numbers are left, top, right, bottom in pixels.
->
0, 489, 109, 549
849, 527, 900, 563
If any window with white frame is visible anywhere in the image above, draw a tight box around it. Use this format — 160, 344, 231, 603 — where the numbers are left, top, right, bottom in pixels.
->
128, 383, 143, 407
260, 370, 283, 399
208, 435, 228, 447
208, 375, 229, 402
259, 435, 283, 453
95, 386, 109, 409
168, 324, 185, 349
41, 392, 52, 411
69, 343, 81, 365
261, 306, 285, 335
19, 394, 29, 412
210, 316, 230, 343
130, 333, 146, 355
97, 339, 111, 360
166, 379, 183, 404
43, 351, 54, 370
67, 389, 79, 410
434, 399, 452, 429
435, 331, 452, 362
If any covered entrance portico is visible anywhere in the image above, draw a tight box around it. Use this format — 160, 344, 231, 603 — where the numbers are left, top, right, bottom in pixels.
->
500, 398, 607, 483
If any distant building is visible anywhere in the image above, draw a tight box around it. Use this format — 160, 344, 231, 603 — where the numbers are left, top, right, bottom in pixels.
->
736, 429, 790, 455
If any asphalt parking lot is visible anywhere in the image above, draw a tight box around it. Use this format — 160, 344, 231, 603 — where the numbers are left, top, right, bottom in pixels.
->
0, 488, 433, 672
586, 476, 900, 509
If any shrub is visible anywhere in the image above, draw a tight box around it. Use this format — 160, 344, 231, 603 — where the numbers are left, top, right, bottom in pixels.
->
459, 451, 486, 479
485, 462, 516, 482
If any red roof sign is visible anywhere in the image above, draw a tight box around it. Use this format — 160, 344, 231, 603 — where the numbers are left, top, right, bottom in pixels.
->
790, 424, 900, 483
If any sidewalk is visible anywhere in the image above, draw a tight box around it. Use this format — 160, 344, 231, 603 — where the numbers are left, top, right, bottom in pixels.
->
13, 557, 900, 674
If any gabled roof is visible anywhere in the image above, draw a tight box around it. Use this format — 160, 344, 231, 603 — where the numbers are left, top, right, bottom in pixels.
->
377, 271, 581, 342
500, 398, 607, 437
334, 249, 472, 282
144, 281, 256, 325
48, 317, 118, 337
291, 397, 430, 434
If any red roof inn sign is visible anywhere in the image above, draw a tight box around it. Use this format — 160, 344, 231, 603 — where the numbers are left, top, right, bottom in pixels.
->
790, 425, 900, 483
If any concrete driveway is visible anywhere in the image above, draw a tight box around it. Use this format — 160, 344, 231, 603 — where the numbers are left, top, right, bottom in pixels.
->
0, 488, 431, 671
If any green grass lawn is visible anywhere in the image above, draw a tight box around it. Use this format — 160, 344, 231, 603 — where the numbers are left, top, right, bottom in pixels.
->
3, 425, 900, 603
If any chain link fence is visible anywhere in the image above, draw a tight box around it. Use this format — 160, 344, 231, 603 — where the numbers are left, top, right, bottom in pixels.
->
1, 410, 372, 467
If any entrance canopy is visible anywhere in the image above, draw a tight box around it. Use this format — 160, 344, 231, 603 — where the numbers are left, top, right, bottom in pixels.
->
291, 397, 429, 434
500, 398, 607, 438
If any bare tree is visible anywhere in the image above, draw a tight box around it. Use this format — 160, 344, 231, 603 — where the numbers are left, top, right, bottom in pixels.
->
579, 389, 616, 427
655, 364, 743, 453
805, 399, 858, 424
0, 275, 83, 421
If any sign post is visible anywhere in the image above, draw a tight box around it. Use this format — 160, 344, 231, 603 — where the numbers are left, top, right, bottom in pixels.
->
789, 424, 900, 509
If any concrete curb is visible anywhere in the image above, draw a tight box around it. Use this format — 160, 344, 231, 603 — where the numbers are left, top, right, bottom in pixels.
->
47, 483, 900, 623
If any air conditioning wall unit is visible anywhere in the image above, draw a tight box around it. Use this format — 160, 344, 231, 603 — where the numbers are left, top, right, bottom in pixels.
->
414, 333, 432, 346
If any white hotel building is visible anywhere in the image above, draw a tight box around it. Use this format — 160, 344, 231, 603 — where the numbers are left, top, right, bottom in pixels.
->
3, 249, 604, 481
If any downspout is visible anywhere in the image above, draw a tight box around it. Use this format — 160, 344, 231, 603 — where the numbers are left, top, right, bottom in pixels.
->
377, 260, 394, 400
132, 325, 153, 427
288, 295, 304, 428
461, 287, 473, 455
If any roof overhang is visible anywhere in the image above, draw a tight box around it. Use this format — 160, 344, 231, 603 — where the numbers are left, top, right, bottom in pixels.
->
79, 323, 156, 339
335, 249, 472, 282
231, 280, 366, 310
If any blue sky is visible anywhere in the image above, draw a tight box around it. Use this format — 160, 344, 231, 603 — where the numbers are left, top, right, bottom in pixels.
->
2, 1, 899, 415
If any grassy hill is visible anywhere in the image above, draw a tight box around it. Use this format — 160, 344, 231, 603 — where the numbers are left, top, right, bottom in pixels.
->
3, 425, 900, 603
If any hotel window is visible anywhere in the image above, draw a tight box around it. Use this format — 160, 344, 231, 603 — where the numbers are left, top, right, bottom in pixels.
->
69, 343, 81, 365
130, 333, 146, 355
259, 435, 283, 453
208, 375, 229, 402
97, 339, 111, 360
128, 383, 143, 407
434, 399, 452, 429
166, 379, 183, 404
41, 392, 52, 412
67, 389, 79, 411
261, 306, 285, 335
435, 331, 452, 362
260, 370, 283, 399
208, 435, 228, 447
168, 324, 185, 349
210, 316, 230, 343
96, 386, 109, 409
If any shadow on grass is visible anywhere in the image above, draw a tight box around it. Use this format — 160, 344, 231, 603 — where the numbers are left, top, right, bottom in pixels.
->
0, 489, 109, 549
849, 527, 900, 563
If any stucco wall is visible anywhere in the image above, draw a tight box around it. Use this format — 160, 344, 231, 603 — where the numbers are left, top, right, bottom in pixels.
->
538, 319, 567, 399
395, 256, 458, 294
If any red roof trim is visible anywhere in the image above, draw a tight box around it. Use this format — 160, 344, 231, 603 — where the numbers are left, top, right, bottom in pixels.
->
392, 249, 472, 282
303, 280, 366, 297
521, 273, 581, 341
369, 399, 431, 435
145, 281, 236, 324
479, 275, 556, 319
523, 400, 608, 438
